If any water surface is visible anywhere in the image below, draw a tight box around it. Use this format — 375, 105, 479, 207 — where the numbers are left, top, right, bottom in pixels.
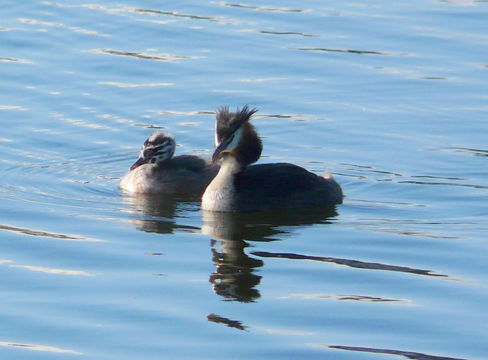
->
1, 1, 487, 359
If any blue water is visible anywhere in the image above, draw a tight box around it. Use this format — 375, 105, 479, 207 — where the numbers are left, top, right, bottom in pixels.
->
1, 1, 487, 359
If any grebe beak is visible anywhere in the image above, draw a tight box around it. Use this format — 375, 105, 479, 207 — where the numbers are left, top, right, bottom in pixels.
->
212, 134, 236, 163
212, 141, 227, 163
212, 128, 241, 163
130, 157, 149, 170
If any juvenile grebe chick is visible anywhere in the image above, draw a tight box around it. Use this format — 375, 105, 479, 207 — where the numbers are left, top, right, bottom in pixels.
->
120, 132, 219, 195
201, 106, 343, 212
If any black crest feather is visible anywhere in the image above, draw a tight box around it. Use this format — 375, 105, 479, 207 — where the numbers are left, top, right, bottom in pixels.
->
215, 105, 258, 142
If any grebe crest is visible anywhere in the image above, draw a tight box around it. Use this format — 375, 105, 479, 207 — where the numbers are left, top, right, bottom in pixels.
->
130, 132, 176, 170
213, 105, 262, 167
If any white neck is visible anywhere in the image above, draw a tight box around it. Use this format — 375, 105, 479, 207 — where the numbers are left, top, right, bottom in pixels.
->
201, 156, 242, 211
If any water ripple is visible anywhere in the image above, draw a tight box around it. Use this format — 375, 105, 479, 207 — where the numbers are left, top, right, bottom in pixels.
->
0, 148, 123, 212
257, 113, 330, 121
236, 77, 289, 82
133, 8, 220, 21
9, 264, 94, 276
0, 105, 28, 111
398, 180, 488, 190
43, 2, 241, 25
0, 224, 104, 242
213, 2, 310, 13
97, 81, 174, 88
326, 344, 467, 360
85, 48, 203, 62
128, 6, 254, 25
293, 47, 411, 56
1, 258, 94, 276
338, 162, 486, 190
257, 30, 317, 37
443, 146, 488, 157
281, 293, 408, 304
253, 251, 448, 278
18, 17, 108, 37
0, 341, 82, 355
0, 56, 34, 64
148, 110, 214, 116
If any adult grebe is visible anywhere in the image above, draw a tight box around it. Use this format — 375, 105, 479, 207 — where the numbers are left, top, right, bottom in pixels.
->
120, 132, 219, 194
201, 106, 343, 212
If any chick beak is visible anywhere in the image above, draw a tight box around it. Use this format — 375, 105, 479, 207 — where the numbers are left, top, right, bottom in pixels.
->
130, 156, 149, 170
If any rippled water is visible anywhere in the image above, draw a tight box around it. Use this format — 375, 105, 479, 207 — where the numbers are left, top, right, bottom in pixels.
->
1, 1, 488, 359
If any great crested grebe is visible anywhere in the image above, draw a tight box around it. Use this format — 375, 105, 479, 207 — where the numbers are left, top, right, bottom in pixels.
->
120, 132, 219, 195
201, 106, 343, 212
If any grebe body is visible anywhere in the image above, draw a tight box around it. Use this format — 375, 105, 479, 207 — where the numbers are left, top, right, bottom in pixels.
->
201, 107, 343, 212
120, 132, 218, 195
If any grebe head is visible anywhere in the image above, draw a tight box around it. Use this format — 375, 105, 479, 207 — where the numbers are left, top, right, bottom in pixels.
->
130, 132, 176, 170
212, 106, 262, 166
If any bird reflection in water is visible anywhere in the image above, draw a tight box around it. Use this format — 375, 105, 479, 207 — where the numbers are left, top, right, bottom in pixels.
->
123, 193, 339, 330
208, 236, 263, 303
202, 206, 339, 303
125, 192, 338, 302
121, 193, 201, 234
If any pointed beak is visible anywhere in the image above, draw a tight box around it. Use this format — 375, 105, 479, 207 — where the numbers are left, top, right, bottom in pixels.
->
130, 156, 149, 170
212, 141, 229, 163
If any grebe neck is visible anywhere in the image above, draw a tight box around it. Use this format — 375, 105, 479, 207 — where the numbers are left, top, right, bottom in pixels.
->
209, 155, 243, 192
220, 155, 244, 175
201, 155, 243, 211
